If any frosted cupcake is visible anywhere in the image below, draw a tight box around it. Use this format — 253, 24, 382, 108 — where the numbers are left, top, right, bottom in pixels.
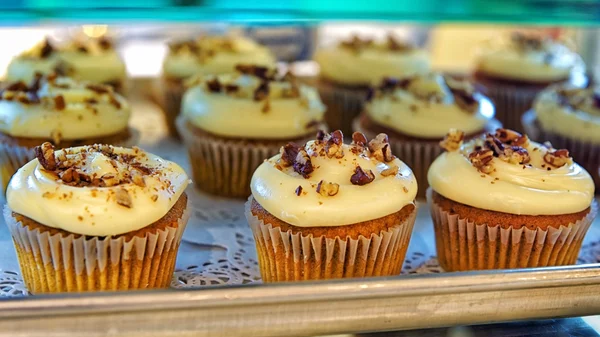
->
523, 83, 600, 190
5, 143, 190, 293
162, 36, 276, 136
473, 32, 585, 131
0, 74, 137, 191
247, 130, 418, 282
354, 73, 500, 198
428, 128, 596, 271
6, 37, 127, 93
177, 64, 326, 198
314, 34, 430, 135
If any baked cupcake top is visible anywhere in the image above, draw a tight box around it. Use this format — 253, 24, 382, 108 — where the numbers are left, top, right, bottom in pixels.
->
365, 74, 495, 138
182, 64, 326, 139
314, 34, 430, 86
428, 128, 594, 215
0, 74, 130, 142
534, 84, 600, 143
251, 130, 418, 227
163, 36, 276, 79
6, 143, 189, 236
6, 37, 126, 85
475, 32, 581, 83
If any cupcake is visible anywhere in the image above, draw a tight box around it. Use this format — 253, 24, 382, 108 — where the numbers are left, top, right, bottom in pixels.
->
314, 34, 430, 135
247, 130, 418, 282
522, 84, 600, 190
0, 74, 137, 191
428, 128, 597, 271
6, 37, 127, 94
473, 32, 585, 131
5, 142, 190, 293
161, 36, 276, 136
354, 73, 500, 198
177, 64, 326, 198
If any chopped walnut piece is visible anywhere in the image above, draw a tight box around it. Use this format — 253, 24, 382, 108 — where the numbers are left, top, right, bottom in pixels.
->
439, 129, 465, 152
316, 180, 340, 196
254, 81, 269, 101
206, 78, 222, 92
34, 142, 57, 170
101, 173, 119, 187
469, 149, 494, 174
316, 130, 327, 142
500, 146, 531, 165
279, 143, 299, 167
352, 132, 368, 147
543, 149, 572, 168
115, 188, 132, 208
325, 130, 344, 159
350, 166, 375, 185
293, 149, 314, 178
380, 164, 399, 177
59, 167, 80, 184
494, 128, 530, 147
295, 185, 303, 196
54, 95, 66, 110
368, 134, 394, 162
131, 169, 146, 187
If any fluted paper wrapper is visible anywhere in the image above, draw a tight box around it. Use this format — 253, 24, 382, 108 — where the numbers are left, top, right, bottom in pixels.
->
4, 202, 190, 294
245, 197, 417, 282
317, 80, 369, 136
0, 129, 140, 194
522, 110, 600, 191
161, 77, 185, 138
428, 188, 598, 272
177, 117, 314, 199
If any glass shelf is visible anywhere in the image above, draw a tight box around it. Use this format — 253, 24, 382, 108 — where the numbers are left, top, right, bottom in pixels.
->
2, 0, 600, 25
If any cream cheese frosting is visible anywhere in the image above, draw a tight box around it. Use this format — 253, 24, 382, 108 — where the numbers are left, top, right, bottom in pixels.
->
251, 130, 418, 227
163, 36, 276, 79
475, 32, 582, 83
534, 84, 600, 144
7, 143, 189, 236
428, 129, 594, 215
0, 75, 130, 141
182, 65, 325, 139
314, 35, 430, 86
6, 38, 126, 85
365, 74, 495, 138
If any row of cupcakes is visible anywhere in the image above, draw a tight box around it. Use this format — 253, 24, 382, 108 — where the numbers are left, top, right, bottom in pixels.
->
5, 125, 595, 293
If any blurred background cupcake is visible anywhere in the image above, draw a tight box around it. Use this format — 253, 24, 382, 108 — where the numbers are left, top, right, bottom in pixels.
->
354, 73, 499, 198
177, 64, 326, 198
473, 31, 586, 132
161, 35, 276, 137
523, 83, 600, 190
6, 37, 127, 94
314, 33, 430, 135
0, 74, 137, 191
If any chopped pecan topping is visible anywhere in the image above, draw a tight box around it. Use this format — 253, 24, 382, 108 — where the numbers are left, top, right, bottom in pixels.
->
293, 149, 314, 178
98, 37, 112, 50
500, 146, 531, 165
543, 149, 572, 168
235, 64, 276, 81
40, 38, 54, 58
352, 132, 368, 147
115, 188, 132, 208
340, 35, 373, 53
34, 142, 57, 170
279, 143, 300, 167
254, 81, 269, 101
350, 166, 375, 185
295, 185, 303, 196
380, 164, 399, 177
494, 128, 529, 147
316, 180, 340, 196
324, 130, 344, 159
439, 129, 465, 152
59, 167, 79, 184
109, 96, 121, 109
225, 84, 239, 93
387, 34, 412, 51
206, 78, 222, 92
86, 84, 110, 94
54, 95, 66, 110
469, 149, 494, 174
101, 173, 119, 187
368, 134, 394, 162
445, 77, 478, 113
131, 169, 146, 187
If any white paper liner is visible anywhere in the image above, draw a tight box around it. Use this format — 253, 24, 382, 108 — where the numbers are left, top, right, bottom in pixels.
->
522, 110, 600, 190
245, 197, 417, 282
177, 116, 316, 198
4, 198, 190, 294
427, 188, 598, 271
316, 80, 369, 135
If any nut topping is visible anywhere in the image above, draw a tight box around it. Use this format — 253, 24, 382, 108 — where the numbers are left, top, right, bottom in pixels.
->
295, 185, 303, 196
439, 129, 465, 152
279, 143, 300, 167
469, 149, 494, 174
34, 142, 57, 170
115, 188, 132, 208
324, 130, 344, 159
293, 149, 314, 178
316, 180, 340, 196
380, 164, 399, 177
368, 134, 393, 162
543, 149, 572, 168
54, 95, 66, 110
350, 166, 375, 185
494, 128, 529, 147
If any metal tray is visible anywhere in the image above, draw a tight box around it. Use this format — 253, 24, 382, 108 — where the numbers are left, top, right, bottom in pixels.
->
1, 81, 600, 337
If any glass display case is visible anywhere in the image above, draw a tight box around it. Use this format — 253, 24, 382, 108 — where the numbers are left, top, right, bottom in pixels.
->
1, 2, 600, 336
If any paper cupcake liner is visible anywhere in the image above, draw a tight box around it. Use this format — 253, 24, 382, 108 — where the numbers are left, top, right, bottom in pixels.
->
427, 188, 598, 272
245, 197, 417, 282
522, 110, 600, 191
4, 201, 190, 294
316, 80, 369, 135
161, 78, 185, 138
177, 117, 315, 198
0, 128, 140, 194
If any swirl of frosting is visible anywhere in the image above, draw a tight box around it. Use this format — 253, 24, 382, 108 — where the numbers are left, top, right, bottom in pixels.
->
251, 130, 418, 227
6, 37, 126, 85
475, 32, 582, 83
7, 143, 190, 236
365, 74, 495, 138
0, 75, 130, 141
163, 36, 276, 79
428, 128, 594, 215
534, 84, 600, 143
182, 64, 326, 139
314, 34, 430, 86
